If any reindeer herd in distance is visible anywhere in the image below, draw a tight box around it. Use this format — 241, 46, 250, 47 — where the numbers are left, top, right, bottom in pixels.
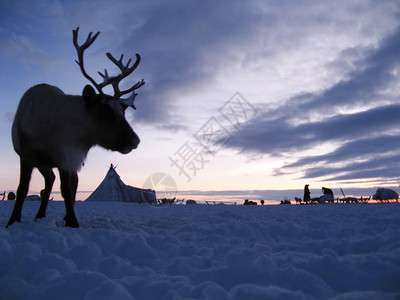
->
6, 27, 144, 228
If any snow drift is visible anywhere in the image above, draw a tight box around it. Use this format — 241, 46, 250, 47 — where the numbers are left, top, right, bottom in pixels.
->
0, 201, 399, 299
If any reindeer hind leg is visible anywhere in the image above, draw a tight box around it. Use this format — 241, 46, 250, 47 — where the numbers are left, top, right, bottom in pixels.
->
35, 168, 55, 220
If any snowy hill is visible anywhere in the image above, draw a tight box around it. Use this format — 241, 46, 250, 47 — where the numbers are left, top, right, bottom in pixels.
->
0, 201, 399, 299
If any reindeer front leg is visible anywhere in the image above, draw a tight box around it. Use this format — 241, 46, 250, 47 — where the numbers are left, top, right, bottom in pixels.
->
59, 169, 79, 228
6, 159, 33, 228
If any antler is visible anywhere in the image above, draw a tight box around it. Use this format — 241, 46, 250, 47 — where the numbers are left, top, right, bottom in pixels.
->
72, 27, 145, 108
98, 53, 145, 98
72, 27, 104, 93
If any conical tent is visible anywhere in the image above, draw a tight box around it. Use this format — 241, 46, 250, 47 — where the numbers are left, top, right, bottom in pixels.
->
85, 164, 156, 203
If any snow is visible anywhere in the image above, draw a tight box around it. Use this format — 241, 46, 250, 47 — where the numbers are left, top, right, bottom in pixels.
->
0, 201, 399, 300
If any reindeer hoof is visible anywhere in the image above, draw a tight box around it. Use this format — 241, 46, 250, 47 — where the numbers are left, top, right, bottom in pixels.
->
5, 221, 13, 228
6, 212, 21, 228
35, 211, 45, 221
35, 213, 46, 219
65, 217, 79, 228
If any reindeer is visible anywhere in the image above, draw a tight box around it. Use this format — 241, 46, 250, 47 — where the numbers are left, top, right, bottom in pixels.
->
6, 27, 145, 228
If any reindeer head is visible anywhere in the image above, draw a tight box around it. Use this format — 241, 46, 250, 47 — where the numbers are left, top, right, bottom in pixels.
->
72, 27, 145, 111
73, 27, 143, 153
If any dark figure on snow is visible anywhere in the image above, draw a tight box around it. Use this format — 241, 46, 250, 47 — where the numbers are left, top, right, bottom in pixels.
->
7, 192, 16, 201
244, 199, 257, 205
322, 187, 334, 203
303, 184, 311, 204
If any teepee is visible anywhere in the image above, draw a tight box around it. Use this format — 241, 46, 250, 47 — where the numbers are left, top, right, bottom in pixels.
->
85, 164, 156, 203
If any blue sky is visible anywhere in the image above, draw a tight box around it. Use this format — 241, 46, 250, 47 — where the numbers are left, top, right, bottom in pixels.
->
1, 0, 400, 201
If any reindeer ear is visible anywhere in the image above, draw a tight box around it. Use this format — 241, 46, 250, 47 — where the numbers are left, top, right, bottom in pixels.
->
82, 85, 96, 101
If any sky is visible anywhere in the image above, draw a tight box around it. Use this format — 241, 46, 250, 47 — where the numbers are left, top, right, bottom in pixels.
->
1, 0, 400, 202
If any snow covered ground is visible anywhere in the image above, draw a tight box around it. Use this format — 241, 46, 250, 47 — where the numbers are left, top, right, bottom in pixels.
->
0, 201, 399, 300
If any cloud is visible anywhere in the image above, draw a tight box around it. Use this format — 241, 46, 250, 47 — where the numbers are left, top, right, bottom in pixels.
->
112, 0, 400, 185
115, 1, 265, 126
111, 0, 398, 126
221, 25, 400, 183
0, 34, 61, 71
3, 0, 398, 131
288, 136, 400, 181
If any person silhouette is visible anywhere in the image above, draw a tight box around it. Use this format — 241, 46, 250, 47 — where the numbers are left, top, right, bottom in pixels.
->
304, 184, 311, 204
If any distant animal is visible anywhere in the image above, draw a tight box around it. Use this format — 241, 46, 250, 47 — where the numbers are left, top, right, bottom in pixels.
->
244, 199, 257, 205
373, 188, 399, 202
6, 27, 145, 228
280, 200, 291, 205
295, 197, 302, 204
159, 198, 176, 205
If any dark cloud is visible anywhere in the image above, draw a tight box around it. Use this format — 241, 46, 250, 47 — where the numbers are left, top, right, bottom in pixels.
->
115, 1, 264, 127
113, 1, 398, 127
222, 25, 400, 183
287, 135, 400, 169
298, 150, 400, 181
221, 103, 400, 157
